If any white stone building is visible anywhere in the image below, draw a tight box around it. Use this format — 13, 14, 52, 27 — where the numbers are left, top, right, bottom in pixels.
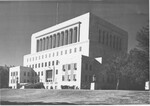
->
9, 12, 128, 89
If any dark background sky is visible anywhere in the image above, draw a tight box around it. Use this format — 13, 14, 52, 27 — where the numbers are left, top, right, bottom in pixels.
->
0, 0, 148, 66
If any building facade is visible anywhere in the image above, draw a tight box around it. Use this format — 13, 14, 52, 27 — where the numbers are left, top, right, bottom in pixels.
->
9, 12, 128, 89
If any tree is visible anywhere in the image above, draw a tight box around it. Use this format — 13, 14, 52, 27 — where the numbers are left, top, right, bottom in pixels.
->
102, 53, 128, 90
136, 25, 149, 81
0, 66, 9, 88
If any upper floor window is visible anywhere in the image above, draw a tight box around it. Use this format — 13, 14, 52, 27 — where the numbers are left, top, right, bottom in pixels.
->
68, 64, 71, 70
62, 65, 65, 71
56, 70, 58, 75
74, 63, 77, 70
74, 48, 76, 52
45, 62, 47, 67
79, 47, 82, 51
49, 61, 51, 66
24, 72, 26, 76
28, 72, 30, 76
85, 63, 88, 70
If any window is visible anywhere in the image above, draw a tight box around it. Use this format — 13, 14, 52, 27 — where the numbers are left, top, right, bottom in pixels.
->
89, 75, 92, 82
56, 70, 58, 75
65, 50, 67, 54
35, 72, 37, 76
79, 47, 82, 51
106, 32, 108, 45
74, 48, 76, 52
61, 51, 63, 55
42, 55, 44, 59
32, 64, 34, 68
45, 62, 47, 67
56, 60, 59, 65
73, 74, 76, 81
32, 72, 34, 77
28, 72, 30, 76
45, 54, 47, 58
85, 63, 88, 70
41, 71, 43, 76
13, 72, 15, 76
49, 53, 51, 57
99, 29, 101, 43
62, 75, 65, 81
24, 72, 26, 76
35, 64, 37, 68
27, 80, 29, 83
62, 65, 65, 71
68, 64, 71, 70
57, 52, 58, 56
70, 49, 72, 53
68, 75, 70, 81
16, 72, 18, 76
85, 75, 87, 82
74, 63, 77, 70
102, 31, 105, 44
53, 52, 55, 57
24, 79, 26, 83
38, 63, 40, 68
38, 72, 40, 76
52, 61, 54, 65
11, 72, 13, 76
90, 65, 92, 71
42, 63, 43, 67
49, 61, 51, 66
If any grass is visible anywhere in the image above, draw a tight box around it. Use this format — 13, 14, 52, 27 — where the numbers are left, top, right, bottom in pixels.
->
0, 89, 150, 105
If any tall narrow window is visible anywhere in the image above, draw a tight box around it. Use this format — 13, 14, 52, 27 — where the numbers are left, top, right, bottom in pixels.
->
102, 31, 105, 44
74, 27, 77, 43
74, 63, 77, 70
106, 32, 108, 45
99, 30, 101, 43
61, 31, 64, 46
110, 35, 112, 47
46, 37, 49, 50
65, 30, 68, 45
43, 38, 46, 50
62, 75, 65, 81
49, 61, 51, 66
36, 40, 39, 52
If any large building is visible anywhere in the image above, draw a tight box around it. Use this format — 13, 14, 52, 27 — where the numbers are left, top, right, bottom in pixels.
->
9, 12, 128, 89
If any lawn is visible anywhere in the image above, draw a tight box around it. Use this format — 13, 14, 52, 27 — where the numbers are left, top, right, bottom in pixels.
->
0, 89, 150, 105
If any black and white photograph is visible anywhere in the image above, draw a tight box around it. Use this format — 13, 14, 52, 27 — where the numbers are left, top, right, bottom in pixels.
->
0, 0, 149, 105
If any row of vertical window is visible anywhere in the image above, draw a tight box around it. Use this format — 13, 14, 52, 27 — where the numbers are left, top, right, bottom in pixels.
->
62, 74, 77, 81
10, 79, 17, 83
23, 71, 37, 77
62, 63, 77, 71
27, 60, 59, 69
99, 30, 122, 50
84, 75, 93, 82
11, 71, 18, 76
36, 27, 78, 52
85, 63, 92, 71
23, 79, 38, 83
26, 47, 82, 63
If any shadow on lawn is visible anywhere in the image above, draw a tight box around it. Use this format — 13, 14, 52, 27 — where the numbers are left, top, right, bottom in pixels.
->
1, 101, 111, 105
1, 101, 76, 105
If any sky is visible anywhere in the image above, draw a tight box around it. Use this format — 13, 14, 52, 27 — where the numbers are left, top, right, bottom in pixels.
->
0, 0, 149, 66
